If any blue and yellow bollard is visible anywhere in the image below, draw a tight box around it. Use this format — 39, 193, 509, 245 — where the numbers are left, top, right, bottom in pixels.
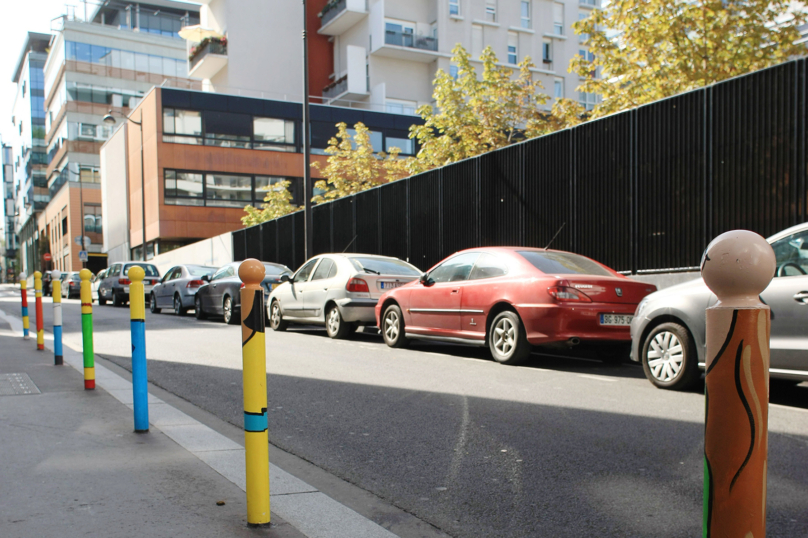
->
52, 270, 63, 366
34, 271, 44, 350
239, 259, 270, 526
20, 272, 29, 339
80, 269, 95, 389
128, 266, 149, 433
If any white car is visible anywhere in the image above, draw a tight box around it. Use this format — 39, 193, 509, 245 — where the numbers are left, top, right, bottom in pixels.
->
268, 253, 422, 338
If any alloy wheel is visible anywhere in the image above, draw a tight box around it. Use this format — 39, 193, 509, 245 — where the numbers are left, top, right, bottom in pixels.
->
271, 303, 281, 328
223, 297, 232, 324
174, 296, 182, 315
327, 307, 341, 335
493, 317, 515, 356
646, 331, 683, 382
384, 310, 399, 341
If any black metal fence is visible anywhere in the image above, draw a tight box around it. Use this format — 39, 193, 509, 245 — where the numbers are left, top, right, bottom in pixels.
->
233, 59, 808, 274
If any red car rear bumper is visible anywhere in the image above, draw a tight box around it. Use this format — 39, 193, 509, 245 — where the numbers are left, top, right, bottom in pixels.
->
516, 303, 636, 345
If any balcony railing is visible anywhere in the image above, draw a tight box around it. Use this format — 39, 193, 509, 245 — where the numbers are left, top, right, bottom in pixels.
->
384, 30, 438, 52
323, 76, 349, 100
190, 39, 228, 72
320, 0, 346, 28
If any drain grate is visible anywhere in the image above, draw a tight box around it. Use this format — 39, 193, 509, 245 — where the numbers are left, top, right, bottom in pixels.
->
0, 373, 41, 396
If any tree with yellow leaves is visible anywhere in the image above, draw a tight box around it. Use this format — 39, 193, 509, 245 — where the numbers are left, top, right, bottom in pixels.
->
408, 44, 552, 174
570, 0, 806, 119
311, 122, 408, 203
241, 179, 300, 226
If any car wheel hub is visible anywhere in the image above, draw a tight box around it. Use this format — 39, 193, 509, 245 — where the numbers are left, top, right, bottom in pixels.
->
384, 311, 399, 340
271, 305, 280, 326
647, 331, 684, 382
494, 318, 515, 355
328, 309, 340, 333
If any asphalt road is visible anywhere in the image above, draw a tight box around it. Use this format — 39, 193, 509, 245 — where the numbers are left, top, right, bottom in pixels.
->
3, 287, 807, 538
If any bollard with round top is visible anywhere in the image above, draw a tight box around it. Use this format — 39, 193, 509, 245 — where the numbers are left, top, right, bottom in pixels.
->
34, 271, 44, 350
239, 259, 270, 526
80, 269, 95, 389
128, 266, 149, 433
20, 271, 29, 339
52, 270, 63, 366
701, 230, 775, 538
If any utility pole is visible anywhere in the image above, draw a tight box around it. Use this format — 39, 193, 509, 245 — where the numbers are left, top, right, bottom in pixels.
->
301, 0, 313, 261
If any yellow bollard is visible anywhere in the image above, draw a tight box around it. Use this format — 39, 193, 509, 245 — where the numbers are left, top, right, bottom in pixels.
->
20, 272, 29, 339
34, 271, 44, 350
80, 269, 95, 389
239, 259, 270, 526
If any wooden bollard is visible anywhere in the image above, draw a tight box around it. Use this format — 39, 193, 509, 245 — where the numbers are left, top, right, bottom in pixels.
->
701, 230, 776, 538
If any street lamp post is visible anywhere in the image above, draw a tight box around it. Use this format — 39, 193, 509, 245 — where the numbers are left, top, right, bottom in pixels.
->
301, 0, 313, 261
104, 110, 146, 261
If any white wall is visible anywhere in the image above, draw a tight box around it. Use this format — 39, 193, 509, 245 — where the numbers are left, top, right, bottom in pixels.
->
100, 123, 130, 264
149, 232, 233, 275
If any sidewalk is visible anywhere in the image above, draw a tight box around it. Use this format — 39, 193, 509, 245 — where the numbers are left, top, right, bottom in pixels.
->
0, 301, 406, 538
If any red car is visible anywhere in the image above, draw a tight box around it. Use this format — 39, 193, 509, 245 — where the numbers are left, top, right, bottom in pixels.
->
375, 247, 657, 365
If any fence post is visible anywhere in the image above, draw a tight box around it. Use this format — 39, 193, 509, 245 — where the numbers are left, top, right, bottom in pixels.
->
20, 272, 29, 339
80, 269, 95, 390
239, 259, 270, 526
34, 271, 44, 350
52, 270, 63, 366
701, 230, 775, 538
128, 266, 149, 433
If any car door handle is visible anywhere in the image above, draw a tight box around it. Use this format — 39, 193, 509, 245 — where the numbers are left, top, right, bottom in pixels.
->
451, 289, 460, 294
794, 291, 808, 303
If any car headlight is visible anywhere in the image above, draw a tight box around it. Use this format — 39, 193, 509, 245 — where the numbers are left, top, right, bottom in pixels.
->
635, 298, 649, 318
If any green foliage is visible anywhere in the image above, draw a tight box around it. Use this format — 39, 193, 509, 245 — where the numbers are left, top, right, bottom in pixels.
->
241, 179, 300, 226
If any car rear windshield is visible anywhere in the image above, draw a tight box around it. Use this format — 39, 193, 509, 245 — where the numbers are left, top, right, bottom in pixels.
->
517, 251, 612, 276
70, 274, 80, 281
123, 263, 160, 277
263, 264, 287, 276
348, 257, 420, 276
187, 265, 217, 276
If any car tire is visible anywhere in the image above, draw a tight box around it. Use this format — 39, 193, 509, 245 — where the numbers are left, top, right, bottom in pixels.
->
223, 295, 239, 325
381, 304, 409, 348
488, 311, 531, 365
98, 296, 106, 306
195, 296, 207, 320
325, 304, 351, 339
113, 292, 122, 307
174, 294, 187, 316
150, 294, 161, 313
641, 322, 699, 391
269, 300, 288, 331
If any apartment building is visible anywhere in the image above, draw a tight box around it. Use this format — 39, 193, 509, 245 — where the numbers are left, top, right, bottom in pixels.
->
100, 86, 422, 263
2, 142, 15, 282
10, 32, 51, 277
36, 0, 200, 273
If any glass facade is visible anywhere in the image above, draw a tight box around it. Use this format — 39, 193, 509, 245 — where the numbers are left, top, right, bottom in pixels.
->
164, 170, 303, 208
66, 41, 187, 78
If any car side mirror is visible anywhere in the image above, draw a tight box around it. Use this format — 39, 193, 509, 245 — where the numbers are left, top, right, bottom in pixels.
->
201, 274, 211, 282
280, 273, 291, 283
419, 272, 429, 285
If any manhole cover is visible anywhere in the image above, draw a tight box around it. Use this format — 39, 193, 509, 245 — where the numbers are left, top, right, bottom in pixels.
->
0, 373, 41, 396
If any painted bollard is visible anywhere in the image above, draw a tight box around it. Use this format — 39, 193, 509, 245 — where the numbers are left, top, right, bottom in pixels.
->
239, 259, 270, 526
701, 230, 775, 538
20, 272, 29, 339
52, 270, 63, 366
80, 269, 95, 390
128, 266, 149, 433
34, 271, 44, 350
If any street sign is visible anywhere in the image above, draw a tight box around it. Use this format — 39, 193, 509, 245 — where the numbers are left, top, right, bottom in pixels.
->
74, 236, 91, 247
78, 251, 89, 262
43, 253, 52, 262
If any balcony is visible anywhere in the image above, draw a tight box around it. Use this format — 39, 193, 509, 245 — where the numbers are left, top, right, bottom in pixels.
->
188, 38, 228, 80
374, 29, 439, 63
318, 0, 367, 36
322, 74, 368, 102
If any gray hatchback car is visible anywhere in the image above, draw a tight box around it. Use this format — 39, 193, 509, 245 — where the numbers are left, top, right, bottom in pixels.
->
149, 264, 217, 316
630, 222, 808, 390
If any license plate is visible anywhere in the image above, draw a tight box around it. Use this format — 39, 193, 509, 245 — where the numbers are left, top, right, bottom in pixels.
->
600, 314, 633, 326
380, 281, 403, 290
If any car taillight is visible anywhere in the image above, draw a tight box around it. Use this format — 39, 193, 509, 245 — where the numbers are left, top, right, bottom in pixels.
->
119, 278, 131, 285
240, 283, 245, 289
547, 286, 592, 303
346, 278, 369, 293
186, 280, 204, 288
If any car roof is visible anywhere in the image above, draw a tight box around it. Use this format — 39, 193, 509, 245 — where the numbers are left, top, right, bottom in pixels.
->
766, 221, 808, 243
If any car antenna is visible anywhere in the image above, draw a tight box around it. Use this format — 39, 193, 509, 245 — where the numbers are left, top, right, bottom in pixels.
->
342, 235, 358, 253
544, 222, 566, 250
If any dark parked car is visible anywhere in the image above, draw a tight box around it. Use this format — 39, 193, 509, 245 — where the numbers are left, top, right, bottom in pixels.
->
150, 264, 217, 316
195, 261, 291, 324
61, 271, 82, 299
97, 261, 161, 306
42, 271, 53, 296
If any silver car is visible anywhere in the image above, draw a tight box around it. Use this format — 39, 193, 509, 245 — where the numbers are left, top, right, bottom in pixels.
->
150, 264, 217, 316
630, 222, 808, 390
268, 254, 422, 338
61, 271, 82, 299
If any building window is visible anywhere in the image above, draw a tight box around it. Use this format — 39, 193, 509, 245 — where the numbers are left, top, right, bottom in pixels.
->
580, 0, 596, 6
579, 91, 598, 111
164, 170, 204, 205
204, 111, 252, 148
385, 20, 416, 47
79, 166, 101, 184
164, 170, 302, 207
386, 137, 415, 156
79, 123, 97, 139
22, 81, 26, 98
162, 108, 203, 144
472, 24, 483, 57
579, 11, 590, 43
61, 217, 67, 236
83, 204, 102, 235
554, 78, 564, 99
485, 0, 496, 22
507, 32, 518, 64
450, 65, 459, 80
385, 98, 417, 116
449, 0, 459, 16
205, 173, 253, 207
553, 2, 564, 35
579, 49, 595, 75
521, 1, 530, 29
543, 39, 552, 64
253, 118, 295, 151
